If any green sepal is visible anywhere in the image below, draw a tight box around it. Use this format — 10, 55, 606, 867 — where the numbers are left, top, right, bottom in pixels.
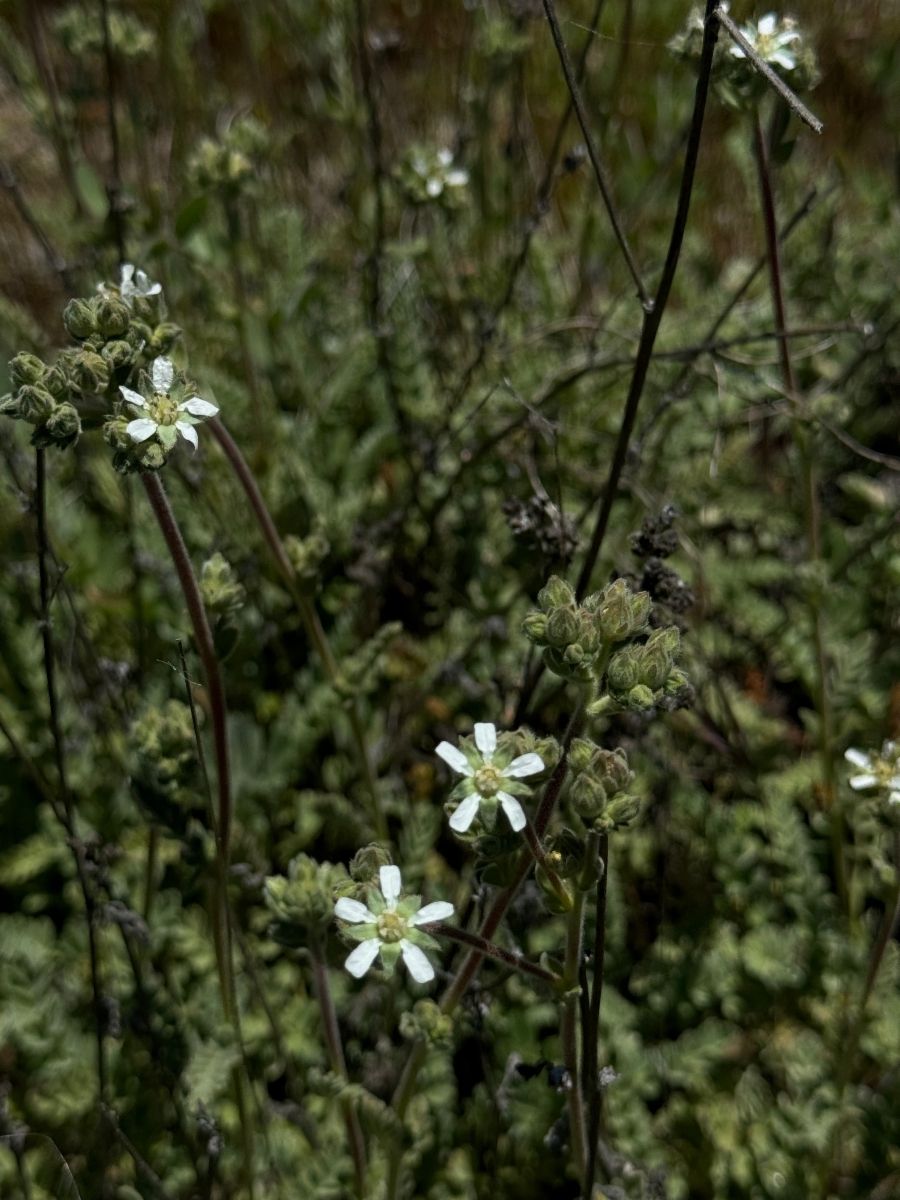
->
380, 942, 401, 977
396, 896, 421, 920
366, 887, 387, 915
404, 927, 439, 951
344, 923, 379, 943
157, 424, 178, 449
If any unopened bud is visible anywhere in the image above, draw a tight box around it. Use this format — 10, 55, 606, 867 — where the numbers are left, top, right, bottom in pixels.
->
149, 322, 181, 354
71, 350, 110, 393
96, 296, 131, 337
590, 747, 633, 796
63, 298, 98, 339
9, 352, 46, 388
563, 643, 585, 665
623, 684, 655, 711
43, 366, 69, 400
571, 773, 607, 820
44, 402, 81, 445
607, 646, 641, 692
639, 627, 680, 689
545, 606, 580, 647
603, 793, 641, 829
350, 844, 393, 884
568, 738, 594, 774
102, 339, 135, 372
522, 611, 548, 643
17, 385, 55, 425
104, 415, 132, 452
0, 392, 21, 418
537, 575, 575, 612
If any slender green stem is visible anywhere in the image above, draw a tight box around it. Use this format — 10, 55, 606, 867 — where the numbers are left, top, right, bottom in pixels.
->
310, 951, 367, 1197
562, 888, 587, 1180
583, 833, 609, 1199
206, 416, 388, 839
522, 817, 573, 910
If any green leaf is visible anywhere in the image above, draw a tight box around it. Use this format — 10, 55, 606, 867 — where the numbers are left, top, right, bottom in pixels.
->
175, 196, 209, 239
75, 161, 108, 220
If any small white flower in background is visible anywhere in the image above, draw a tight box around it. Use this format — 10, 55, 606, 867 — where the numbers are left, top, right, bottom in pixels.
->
412, 147, 469, 199
436, 722, 543, 833
121, 357, 218, 451
334, 865, 454, 983
845, 742, 900, 805
730, 12, 800, 71
120, 263, 162, 305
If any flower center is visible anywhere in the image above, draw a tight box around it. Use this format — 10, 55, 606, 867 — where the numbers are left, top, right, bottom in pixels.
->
149, 396, 179, 426
474, 764, 503, 797
376, 910, 407, 944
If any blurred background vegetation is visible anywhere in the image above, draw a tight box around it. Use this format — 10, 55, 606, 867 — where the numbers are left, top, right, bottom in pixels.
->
2, 1, 900, 1199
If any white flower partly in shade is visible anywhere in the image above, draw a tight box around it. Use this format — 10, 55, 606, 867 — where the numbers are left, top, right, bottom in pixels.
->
119, 263, 162, 305
121, 357, 218, 451
730, 12, 800, 71
845, 742, 900, 805
334, 865, 454, 983
435, 722, 544, 833
413, 147, 469, 198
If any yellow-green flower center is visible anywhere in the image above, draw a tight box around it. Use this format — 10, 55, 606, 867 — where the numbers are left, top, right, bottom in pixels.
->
474, 764, 503, 797
376, 910, 407, 943
149, 395, 179, 426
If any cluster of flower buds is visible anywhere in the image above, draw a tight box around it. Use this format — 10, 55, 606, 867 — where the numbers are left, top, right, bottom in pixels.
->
669, 7, 819, 109
187, 117, 269, 197
589, 626, 690, 715
395, 145, 469, 207
0, 352, 81, 450
284, 524, 331, 595
200, 553, 246, 618
523, 576, 651, 683
567, 741, 640, 831
399, 998, 454, 1047
129, 700, 205, 834
264, 854, 353, 947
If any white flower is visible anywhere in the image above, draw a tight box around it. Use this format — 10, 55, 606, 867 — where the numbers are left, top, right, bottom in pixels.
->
731, 12, 800, 71
120, 263, 162, 305
121, 357, 218, 451
435, 722, 544, 833
845, 743, 900, 805
334, 865, 454, 983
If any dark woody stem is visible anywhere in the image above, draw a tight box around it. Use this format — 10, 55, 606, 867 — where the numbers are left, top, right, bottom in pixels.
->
310, 950, 368, 1197
140, 471, 232, 856
207, 416, 388, 841
421, 923, 559, 984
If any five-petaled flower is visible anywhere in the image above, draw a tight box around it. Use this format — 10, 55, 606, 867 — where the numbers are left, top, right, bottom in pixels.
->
731, 12, 800, 71
845, 744, 900, 805
119, 263, 162, 305
121, 357, 218, 451
334, 865, 454, 983
435, 722, 543, 833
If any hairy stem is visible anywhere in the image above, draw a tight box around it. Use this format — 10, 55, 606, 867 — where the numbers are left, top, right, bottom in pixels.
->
423, 923, 559, 984
562, 888, 587, 1180
99, 0, 126, 264
310, 951, 367, 1197
141, 471, 232, 855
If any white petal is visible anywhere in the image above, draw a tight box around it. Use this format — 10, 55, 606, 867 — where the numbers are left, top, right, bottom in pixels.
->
408, 901, 455, 926
436, 741, 474, 776
120, 386, 147, 410
126, 418, 158, 443
449, 791, 481, 833
498, 791, 526, 832
177, 421, 198, 450
334, 897, 375, 924
344, 939, 381, 978
120, 263, 135, 285
426, 177, 443, 197
889, 791, 900, 806
437, 148, 453, 167
474, 722, 497, 761
152, 357, 175, 393
399, 940, 434, 983
770, 50, 795, 69
379, 865, 402, 908
504, 752, 544, 779
849, 773, 878, 790
180, 397, 218, 418
844, 749, 872, 770
889, 775, 900, 791
445, 169, 468, 188
758, 14, 776, 35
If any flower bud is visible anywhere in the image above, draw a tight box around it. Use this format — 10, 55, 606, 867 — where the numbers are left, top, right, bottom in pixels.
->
102, 339, 136, 372
399, 999, 453, 1047
571, 773, 607, 821
542, 646, 593, 683
0, 392, 22, 418
590, 747, 633, 796
71, 350, 110, 394
350, 843, 393, 884
63, 298, 98, 339
568, 738, 594, 774
623, 685, 655, 711
522, 611, 548, 643
265, 854, 350, 945
200, 552, 245, 616
104, 415, 132, 452
595, 579, 652, 643
545, 606, 580, 647
43, 366, 69, 400
17, 385, 55, 425
43, 402, 81, 446
9, 352, 46, 388
537, 575, 575, 612
607, 646, 641, 692
149, 322, 181, 355
96, 296, 131, 337
563, 643, 585, 665
640, 627, 680, 689
603, 793, 641, 830
138, 443, 166, 471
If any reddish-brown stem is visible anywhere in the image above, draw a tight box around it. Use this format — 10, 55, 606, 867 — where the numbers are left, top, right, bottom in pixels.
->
141, 471, 232, 856
422, 923, 559, 984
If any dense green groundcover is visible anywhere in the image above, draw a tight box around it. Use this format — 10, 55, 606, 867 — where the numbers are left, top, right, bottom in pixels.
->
1, 1, 900, 1198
